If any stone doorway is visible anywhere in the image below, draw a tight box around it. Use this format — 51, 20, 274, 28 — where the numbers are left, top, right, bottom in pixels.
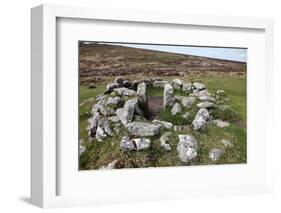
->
147, 96, 163, 120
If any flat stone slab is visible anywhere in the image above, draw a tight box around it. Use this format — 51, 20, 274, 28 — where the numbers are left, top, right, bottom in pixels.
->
126, 122, 161, 136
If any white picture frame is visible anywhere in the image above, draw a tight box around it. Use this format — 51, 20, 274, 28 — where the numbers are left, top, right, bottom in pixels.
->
31, 4, 274, 208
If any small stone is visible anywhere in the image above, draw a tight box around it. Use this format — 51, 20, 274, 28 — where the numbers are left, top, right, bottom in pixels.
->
120, 136, 136, 150
192, 108, 210, 131
177, 134, 198, 163
79, 144, 86, 155
172, 79, 183, 90
198, 96, 216, 102
113, 87, 137, 96
123, 80, 131, 88
152, 120, 173, 130
106, 82, 119, 92
160, 132, 172, 151
213, 119, 230, 128
217, 89, 225, 96
100, 160, 118, 170
182, 112, 191, 120
182, 83, 192, 92
193, 82, 206, 90
173, 125, 190, 132
132, 138, 151, 150
181, 97, 196, 108
153, 80, 169, 88
87, 112, 100, 137
197, 101, 216, 109
209, 148, 225, 161
196, 108, 210, 121
120, 137, 151, 151
106, 96, 122, 106
221, 139, 233, 148
114, 77, 124, 87
95, 117, 113, 142
192, 116, 207, 131
171, 103, 182, 115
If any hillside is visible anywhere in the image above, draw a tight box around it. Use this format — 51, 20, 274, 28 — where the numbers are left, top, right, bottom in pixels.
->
79, 43, 246, 84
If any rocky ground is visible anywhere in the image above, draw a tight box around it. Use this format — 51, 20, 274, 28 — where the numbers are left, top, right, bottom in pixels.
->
79, 43, 246, 84
79, 75, 246, 170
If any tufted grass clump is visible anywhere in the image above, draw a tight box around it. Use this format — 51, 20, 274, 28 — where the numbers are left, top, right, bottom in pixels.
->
211, 105, 240, 122
159, 108, 189, 126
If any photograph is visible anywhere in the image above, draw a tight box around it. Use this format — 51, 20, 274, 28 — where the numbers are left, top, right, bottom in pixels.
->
78, 41, 247, 170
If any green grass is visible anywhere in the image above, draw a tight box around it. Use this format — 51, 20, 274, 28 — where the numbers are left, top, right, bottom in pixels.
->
79, 74, 247, 169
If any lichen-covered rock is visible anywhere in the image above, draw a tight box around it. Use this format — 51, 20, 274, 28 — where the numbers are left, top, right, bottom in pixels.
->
91, 96, 115, 116
160, 132, 172, 151
87, 112, 100, 137
197, 101, 216, 109
177, 134, 198, 163
172, 79, 183, 90
137, 82, 147, 105
163, 83, 175, 108
181, 97, 196, 108
193, 89, 211, 97
196, 108, 210, 121
106, 96, 122, 107
79, 144, 86, 156
95, 117, 113, 142
192, 116, 207, 131
106, 82, 119, 92
153, 80, 169, 88
192, 108, 210, 131
221, 139, 233, 148
209, 148, 225, 161
132, 138, 151, 150
193, 82, 206, 90
113, 87, 137, 96
213, 119, 230, 128
171, 103, 182, 115
123, 80, 132, 88
116, 99, 138, 126
120, 136, 151, 150
120, 136, 136, 150
198, 96, 216, 102
182, 82, 192, 92
152, 119, 173, 130
114, 77, 124, 87
126, 122, 161, 136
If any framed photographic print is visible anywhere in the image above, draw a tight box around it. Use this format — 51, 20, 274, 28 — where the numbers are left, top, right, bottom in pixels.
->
31, 4, 274, 208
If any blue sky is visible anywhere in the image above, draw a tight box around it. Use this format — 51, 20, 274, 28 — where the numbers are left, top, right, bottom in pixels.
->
117, 43, 247, 63
83, 41, 247, 62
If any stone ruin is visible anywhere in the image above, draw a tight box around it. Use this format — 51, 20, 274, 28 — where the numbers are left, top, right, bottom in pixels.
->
83, 76, 237, 167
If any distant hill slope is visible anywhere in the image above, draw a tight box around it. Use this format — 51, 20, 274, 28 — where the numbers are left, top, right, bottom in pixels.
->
79, 43, 246, 84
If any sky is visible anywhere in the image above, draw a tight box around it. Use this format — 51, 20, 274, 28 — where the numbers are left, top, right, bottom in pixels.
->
117, 43, 247, 63
83, 41, 247, 62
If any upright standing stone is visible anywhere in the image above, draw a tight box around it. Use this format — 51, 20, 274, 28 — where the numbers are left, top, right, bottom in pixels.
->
163, 83, 175, 109
137, 82, 147, 106
116, 99, 138, 126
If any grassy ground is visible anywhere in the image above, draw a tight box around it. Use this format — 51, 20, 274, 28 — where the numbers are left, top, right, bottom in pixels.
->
79, 74, 246, 170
